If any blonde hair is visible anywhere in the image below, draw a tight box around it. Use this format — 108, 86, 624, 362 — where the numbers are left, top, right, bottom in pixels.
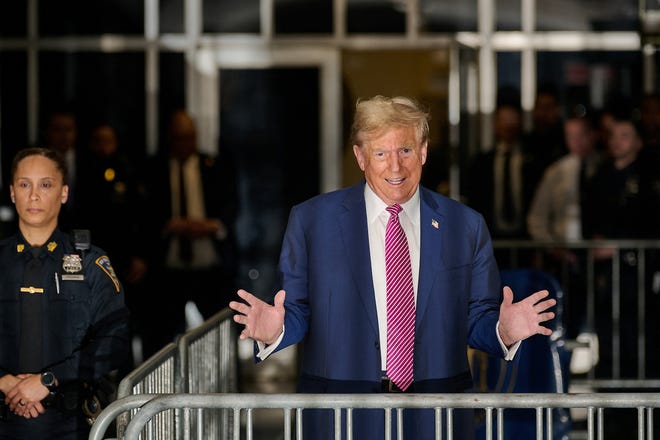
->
349, 95, 430, 147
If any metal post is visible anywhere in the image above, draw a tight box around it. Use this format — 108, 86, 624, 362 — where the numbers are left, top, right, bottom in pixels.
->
638, 248, 646, 379
612, 250, 621, 379
485, 407, 493, 440
435, 407, 443, 440
384, 407, 392, 440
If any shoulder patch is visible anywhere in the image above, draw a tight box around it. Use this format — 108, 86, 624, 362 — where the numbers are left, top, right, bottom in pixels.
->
95, 256, 121, 293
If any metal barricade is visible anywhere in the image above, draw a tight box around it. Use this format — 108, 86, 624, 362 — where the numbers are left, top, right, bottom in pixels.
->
90, 240, 660, 439
90, 392, 660, 440
492, 239, 660, 388
112, 308, 238, 439
177, 308, 238, 439
116, 344, 178, 439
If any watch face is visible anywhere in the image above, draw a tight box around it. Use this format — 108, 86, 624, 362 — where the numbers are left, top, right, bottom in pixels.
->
41, 372, 55, 387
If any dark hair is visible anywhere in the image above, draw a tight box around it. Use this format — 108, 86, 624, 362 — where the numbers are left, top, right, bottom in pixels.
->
536, 82, 560, 99
612, 115, 644, 138
11, 147, 69, 185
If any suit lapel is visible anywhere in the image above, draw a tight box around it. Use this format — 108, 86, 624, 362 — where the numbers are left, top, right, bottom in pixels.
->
338, 184, 380, 336
416, 189, 445, 328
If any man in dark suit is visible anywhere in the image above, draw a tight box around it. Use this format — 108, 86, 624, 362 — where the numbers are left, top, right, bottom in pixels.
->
142, 110, 238, 357
230, 96, 555, 439
464, 102, 542, 240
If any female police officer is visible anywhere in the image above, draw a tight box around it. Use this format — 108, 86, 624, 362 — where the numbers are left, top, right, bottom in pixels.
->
0, 148, 129, 439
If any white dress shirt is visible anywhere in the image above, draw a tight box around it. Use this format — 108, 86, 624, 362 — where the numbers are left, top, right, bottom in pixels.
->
527, 152, 599, 242
494, 142, 524, 234
527, 154, 582, 242
166, 154, 218, 269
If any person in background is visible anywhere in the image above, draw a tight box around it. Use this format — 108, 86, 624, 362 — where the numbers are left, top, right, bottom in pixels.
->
0, 147, 129, 439
526, 112, 601, 337
76, 123, 147, 286
637, 93, 660, 182
583, 116, 660, 378
464, 98, 544, 270
464, 101, 540, 241
43, 109, 80, 232
142, 110, 238, 358
76, 123, 148, 365
230, 95, 556, 440
638, 92, 660, 153
527, 113, 601, 244
590, 108, 614, 157
522, 83, 567, 172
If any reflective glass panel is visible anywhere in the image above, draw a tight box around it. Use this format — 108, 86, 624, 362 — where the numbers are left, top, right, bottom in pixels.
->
159, 52, 185, 142
0, 52, 28, 188
538, 0, 638, 31
161, 0, 184, 34
38, 52, 146, 162
498, 52, 521, 95
346, 0, 406, 34
220, 68, 320, 296
497, 0, 521, 31
203, 0, 260, 33
275, 0, 332, 34
536, 51, 643, 114
39, 0, 144, 35
0, 3, 27, 37
420, 0, 477, 32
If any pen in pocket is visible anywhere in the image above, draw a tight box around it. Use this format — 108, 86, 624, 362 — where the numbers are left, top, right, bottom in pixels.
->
55, 272, 60, 294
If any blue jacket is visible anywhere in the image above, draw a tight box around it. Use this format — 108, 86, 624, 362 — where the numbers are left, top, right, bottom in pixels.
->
270, 182, 503, 439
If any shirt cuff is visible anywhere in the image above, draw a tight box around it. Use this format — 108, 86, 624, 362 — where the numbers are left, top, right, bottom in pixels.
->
496, 321, 521, 361
256, 326, 285, 360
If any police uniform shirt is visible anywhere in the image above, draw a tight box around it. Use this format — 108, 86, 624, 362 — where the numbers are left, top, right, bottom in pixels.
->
0, 228, 128, 387
18, 246, 46, 372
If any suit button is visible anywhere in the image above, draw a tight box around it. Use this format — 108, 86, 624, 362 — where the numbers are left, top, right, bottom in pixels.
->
375, 341, 380, 350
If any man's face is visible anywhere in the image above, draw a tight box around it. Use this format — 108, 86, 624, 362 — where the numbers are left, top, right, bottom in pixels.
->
90, 125, 118, 157
170, 113, 197, 161
533, 94, 560, 130
609, 121, 642, 162
46, 114, 77, 153
10, 155, 68, 233
353, 126, 427, 206
494, 107, 521, 145
564, 119, 594, 158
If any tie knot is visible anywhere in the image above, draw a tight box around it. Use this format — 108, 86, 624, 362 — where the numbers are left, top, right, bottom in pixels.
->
386, 204, 402, 216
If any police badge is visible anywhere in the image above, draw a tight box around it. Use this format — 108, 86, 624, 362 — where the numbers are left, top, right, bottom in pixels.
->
62, 254, 84, 280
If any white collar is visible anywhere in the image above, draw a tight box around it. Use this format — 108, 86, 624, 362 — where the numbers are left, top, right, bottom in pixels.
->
364, 182, 420, 225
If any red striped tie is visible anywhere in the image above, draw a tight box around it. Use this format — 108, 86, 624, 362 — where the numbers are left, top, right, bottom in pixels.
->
385, 204, 415, 392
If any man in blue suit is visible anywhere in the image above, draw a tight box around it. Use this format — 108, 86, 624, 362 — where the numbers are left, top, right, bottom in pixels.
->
230, 95, 555, 439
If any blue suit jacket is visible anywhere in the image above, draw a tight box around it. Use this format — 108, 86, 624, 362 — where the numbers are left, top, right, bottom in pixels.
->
273, 182, 503, 391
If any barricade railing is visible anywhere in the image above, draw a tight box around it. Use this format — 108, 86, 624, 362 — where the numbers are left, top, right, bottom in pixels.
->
90, 392, 660, 440
492, 239, 660, 387
115, 344, 178, 439
113, 308, 237, 439
94, 239, 660, 439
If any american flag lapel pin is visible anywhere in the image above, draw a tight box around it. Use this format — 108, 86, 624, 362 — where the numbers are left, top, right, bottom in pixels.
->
431, 219, 439, 229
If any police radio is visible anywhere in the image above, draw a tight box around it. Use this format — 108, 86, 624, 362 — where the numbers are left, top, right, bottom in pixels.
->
72, 229, 91, 256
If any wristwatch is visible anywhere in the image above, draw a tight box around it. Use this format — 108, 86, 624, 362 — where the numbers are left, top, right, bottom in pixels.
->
40, 371, 57, 392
